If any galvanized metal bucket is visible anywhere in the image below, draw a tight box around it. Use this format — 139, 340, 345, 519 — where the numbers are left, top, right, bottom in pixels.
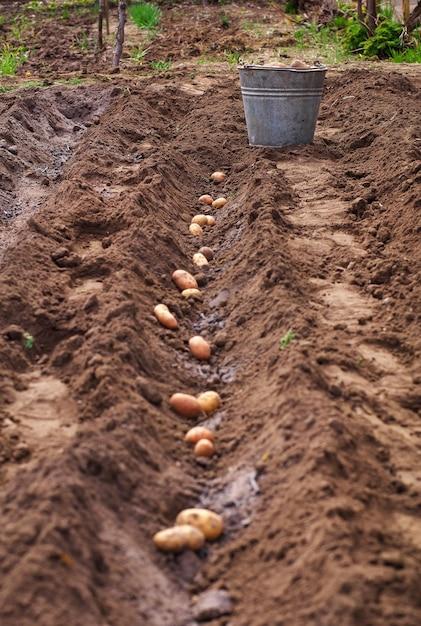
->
239, 64, 327, 148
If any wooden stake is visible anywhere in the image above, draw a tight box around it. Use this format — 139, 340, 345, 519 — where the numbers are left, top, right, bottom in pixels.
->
112, 0, 127, 72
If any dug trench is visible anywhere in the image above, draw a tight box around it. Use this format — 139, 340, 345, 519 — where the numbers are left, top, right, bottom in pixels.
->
0, 68, 420, 626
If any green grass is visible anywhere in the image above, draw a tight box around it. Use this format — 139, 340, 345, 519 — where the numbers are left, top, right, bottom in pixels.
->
129, 2, 161, 31
390, 47, 421, 63
0, 45, 27, 76
279, 330, 296, 351
292, 3, 421, 64
150, 59, 171, 72
131, 45, 149, 63
75, 32, 90, 51
225, 50, 242, 65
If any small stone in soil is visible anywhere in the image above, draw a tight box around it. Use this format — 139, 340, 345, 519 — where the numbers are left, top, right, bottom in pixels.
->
192, 589, 233, 622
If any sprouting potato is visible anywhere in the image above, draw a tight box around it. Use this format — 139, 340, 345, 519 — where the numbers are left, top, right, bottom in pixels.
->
193, 252, 209, 267
176, 508, 224, 541
192, 214, 209, 227
210, 171, 226, 183
153, 525, 205, 552
189, 223, 203, 237
197, 390, 221, 414
212, 198, 227, 209
194, 439, 215, 458
169, 393, 202, 418
154, 304, 178, 330
184, 426, 215, 443
172, 269, 198, 291
189, 336, 211, 361
199, 247, 214, 261
206, 216, 216, 226
199, 194, 214, 205
181, 288, 202, 300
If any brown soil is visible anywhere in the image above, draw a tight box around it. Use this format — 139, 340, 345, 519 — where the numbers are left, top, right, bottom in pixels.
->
1, 4, 421, 626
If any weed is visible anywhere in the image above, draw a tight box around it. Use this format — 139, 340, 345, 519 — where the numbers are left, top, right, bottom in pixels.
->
150, 59, 171, 72
0, 45, 27, 76
225, 50, 242, 65
279, 330, 296, 351
23, 332, 34, 350
197, 54, 219, 65
129, 2, 161, 31
294, 3, 421, 63
61, 6, 70, 20
220, 13, 230, 29
0, 15, 5, 27
75, 31, 90, 51
11, 15, 31, 41
285, 0, 298, 15
131, 45, 149, 63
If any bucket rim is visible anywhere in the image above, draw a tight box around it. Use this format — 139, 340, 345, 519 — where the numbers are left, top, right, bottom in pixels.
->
238, 63, 327, 73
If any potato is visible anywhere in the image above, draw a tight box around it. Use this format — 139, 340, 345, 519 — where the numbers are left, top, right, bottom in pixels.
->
199, 246, 214, 261
197, 390, 221, 414
189, 223, 203, 237
212, 197, 227, 209
193, 252, 209, 268
154, 304, 178, 330
199, 194, 213, 205
172, 269, 198, 291
176, 508, 224, 541
153, 525, 205, 552
194, 439, 215, 458
181, 288, 202, 300
191, 214, 209, 227
184, 426, 215, 444
290, 59, 310, 69
169, 393, 202, 418
206, 216, 216, 226
189, 336, 211, 361
210, 171, 226, 183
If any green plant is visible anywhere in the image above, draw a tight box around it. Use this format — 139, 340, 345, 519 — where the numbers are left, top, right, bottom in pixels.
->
390, 46, 421, 63
75, 31, 90, 51
23, 332, 34, 350
129, 2, 161, 31
150, 59, 171, 72
279, 330, 296, 350
362, 18, 404, 57
220, 13, 230, 29
285, 0, 298, 14
131, 45, 149, 63
225, 50, 242, 65
62, 6, 70, 19
0, 15, 6, 27
0, 45, 27, 76
11, 15, 31, 40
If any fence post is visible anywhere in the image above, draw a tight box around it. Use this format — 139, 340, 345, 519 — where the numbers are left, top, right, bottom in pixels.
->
402, 0, 410, 23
